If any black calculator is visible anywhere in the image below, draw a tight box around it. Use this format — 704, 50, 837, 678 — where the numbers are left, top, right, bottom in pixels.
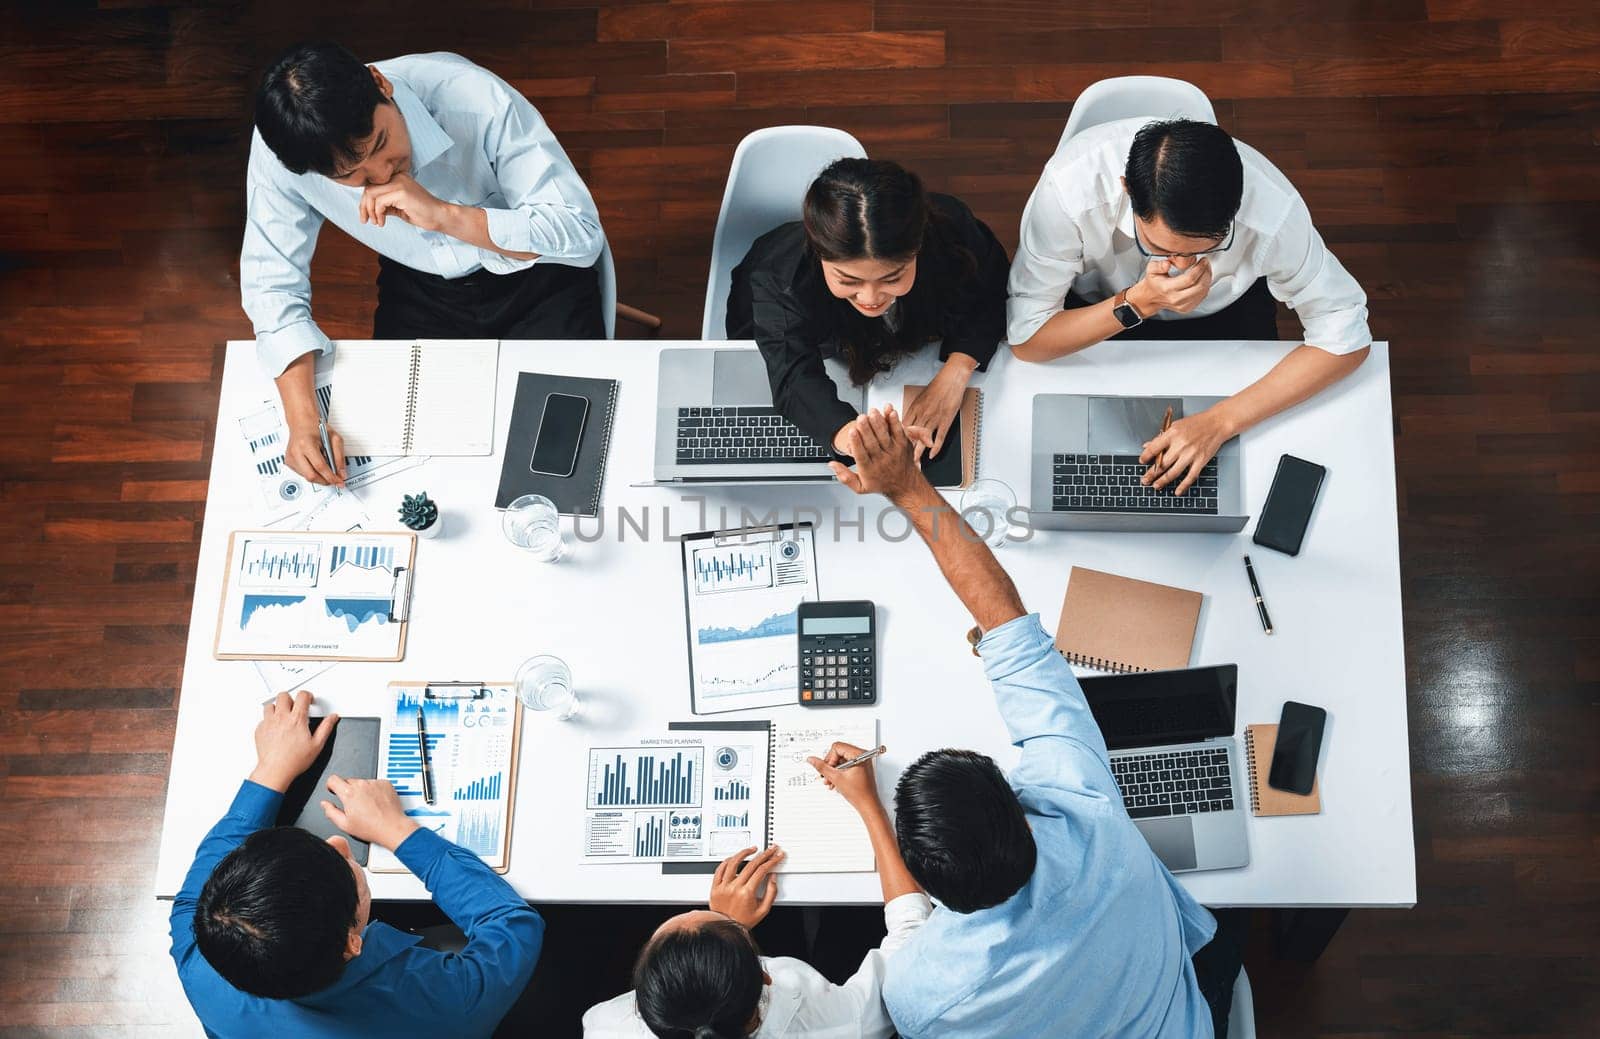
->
797, 600, 876, 706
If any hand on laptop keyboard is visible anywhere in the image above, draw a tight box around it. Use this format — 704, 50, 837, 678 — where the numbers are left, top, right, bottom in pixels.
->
1140, 405, 1235, 497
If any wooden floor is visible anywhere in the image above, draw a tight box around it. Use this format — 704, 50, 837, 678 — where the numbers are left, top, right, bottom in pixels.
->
2, 1, 1597, 1036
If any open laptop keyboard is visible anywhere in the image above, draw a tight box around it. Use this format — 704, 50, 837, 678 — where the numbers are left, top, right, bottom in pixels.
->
1051, 454, 1219, 513
1111, 747, 1234, 819
676, 407, 830, 465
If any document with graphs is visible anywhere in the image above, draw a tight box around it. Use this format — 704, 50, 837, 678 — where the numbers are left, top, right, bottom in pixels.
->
213, 530, 416, 661
679, 523, 819, 715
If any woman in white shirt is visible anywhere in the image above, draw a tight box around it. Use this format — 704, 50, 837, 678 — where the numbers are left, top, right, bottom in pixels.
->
584, 743, 930, 1038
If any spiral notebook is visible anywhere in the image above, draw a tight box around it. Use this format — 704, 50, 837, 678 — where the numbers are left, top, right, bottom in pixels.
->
902, 385, 981, 488
663, 716, 878, 875
1244, 723, 1322, 817
495, 372, 621, 517
1054, 566, 1202, 673
322, 339, 499, 456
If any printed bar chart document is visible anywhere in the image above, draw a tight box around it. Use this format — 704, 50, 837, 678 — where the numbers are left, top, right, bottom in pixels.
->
371, 682, 522, 874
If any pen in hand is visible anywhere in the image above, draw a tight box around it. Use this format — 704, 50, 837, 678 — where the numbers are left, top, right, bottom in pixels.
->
1243, 555, 1274, 635
834, 744, 887, 772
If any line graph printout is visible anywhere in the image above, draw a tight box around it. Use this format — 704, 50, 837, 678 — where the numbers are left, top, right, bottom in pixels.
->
582, 735, 767, 864
682, 525, 818, 714
371, 683, 519, 873
215, 530, 413, 660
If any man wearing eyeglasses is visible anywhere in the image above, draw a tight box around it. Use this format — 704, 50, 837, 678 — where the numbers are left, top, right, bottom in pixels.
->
1007, 118, 1370, 496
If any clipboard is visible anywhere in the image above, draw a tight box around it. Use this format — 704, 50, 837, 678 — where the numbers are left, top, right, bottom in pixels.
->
213, 530, 417, 662
678, 523, 820, 715
373, 681, 523, 874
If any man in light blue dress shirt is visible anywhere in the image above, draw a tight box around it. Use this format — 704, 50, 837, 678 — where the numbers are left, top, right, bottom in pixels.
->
242, 43, 606, 484
828, 407, 1242, 1037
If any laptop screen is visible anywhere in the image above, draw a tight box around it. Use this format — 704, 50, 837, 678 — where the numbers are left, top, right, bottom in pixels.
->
1079, 664, 1238, 751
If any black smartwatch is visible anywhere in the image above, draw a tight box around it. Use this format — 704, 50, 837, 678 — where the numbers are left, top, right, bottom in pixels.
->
1112, 288, 1144, 330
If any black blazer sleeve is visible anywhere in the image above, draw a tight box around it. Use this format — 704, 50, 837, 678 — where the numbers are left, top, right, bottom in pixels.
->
729, 265, 859, 453
934, 197, 1010, 370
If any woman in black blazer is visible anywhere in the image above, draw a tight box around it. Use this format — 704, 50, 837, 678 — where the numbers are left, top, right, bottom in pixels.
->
727, 158, 1009, 459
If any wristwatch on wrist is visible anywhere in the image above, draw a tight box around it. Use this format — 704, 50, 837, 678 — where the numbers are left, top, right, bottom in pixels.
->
1112, 288, 1144, 330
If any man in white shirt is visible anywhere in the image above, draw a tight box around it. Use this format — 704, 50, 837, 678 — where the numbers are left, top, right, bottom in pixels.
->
1009, 117, 1371, 495
583, 745, 930, 1038
243, 43, 606, 485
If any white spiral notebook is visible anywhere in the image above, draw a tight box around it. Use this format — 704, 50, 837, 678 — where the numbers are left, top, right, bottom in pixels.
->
320, 339, 499, 456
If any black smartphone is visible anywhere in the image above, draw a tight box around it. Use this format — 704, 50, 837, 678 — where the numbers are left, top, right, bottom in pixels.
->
1252, 454, 1326, 556
529, 392, 589, 477
1268, 700, 1326, 795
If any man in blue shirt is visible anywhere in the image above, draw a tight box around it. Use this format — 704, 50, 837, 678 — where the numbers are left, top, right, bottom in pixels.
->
169, 690, 542, 1038
829, 408, 1242, 1037
244, 42, 607, 485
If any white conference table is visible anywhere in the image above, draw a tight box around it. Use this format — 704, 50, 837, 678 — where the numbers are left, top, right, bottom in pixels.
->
155, 338, 1414, 912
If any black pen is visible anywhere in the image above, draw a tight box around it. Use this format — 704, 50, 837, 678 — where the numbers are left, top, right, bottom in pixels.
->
1243, 555, 1274, 635
417, 706, 437, 805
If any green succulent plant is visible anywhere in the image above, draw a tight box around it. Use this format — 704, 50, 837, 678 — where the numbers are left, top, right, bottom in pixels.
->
398, 491, 438, 531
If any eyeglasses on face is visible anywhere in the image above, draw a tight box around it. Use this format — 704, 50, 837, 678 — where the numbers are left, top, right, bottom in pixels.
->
1132, 220, 1235, 262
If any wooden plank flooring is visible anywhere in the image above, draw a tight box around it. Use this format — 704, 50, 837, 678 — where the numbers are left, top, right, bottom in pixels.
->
1, 2, 1596, 1035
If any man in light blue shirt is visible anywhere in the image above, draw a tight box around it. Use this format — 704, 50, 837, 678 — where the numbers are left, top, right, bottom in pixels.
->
828, 407, 1241, 1037
243, 43, 606, 484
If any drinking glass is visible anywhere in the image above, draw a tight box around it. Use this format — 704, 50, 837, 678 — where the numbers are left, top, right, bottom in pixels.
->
959, 478, 1018, 549
502, 493, 566, 562
515, 654, 579, 720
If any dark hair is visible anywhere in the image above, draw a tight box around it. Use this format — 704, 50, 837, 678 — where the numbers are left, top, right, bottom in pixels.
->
633, 918, 764, 1039
801, 158, 978, 385
1123, 119, 1244, 240
894, 749, 1036, 913
193, 827, 358, 999
255, 42, 387, 177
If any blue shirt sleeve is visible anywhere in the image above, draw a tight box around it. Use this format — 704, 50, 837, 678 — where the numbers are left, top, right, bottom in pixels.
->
393, 827, 544, 1021
977, 614, 1120, 802
240, 130, 333, 378
170, 780, 284, 965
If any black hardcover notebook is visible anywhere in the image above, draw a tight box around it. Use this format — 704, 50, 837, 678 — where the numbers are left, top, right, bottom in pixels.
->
276, 716, 381, 865
495, 372, 620, 517
919, 411, 963, 488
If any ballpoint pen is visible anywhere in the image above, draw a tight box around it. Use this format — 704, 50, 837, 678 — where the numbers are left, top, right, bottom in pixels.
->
834, 745, 887, 771
1243, 555, 1274, 635
417, 705, 437, 805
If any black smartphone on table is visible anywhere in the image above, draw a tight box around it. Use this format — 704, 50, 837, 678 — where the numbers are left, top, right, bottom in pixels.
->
1252, 454, 1326, 556
1267, 700, 1327, 795
529, 392, 589, 478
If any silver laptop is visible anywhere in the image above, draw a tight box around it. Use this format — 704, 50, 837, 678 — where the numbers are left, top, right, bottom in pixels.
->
1030, 394, 1248, 532
1080, 665, 1250, 873
653, 348, 866, 485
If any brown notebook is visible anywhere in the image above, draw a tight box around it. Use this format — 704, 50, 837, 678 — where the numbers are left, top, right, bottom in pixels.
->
901, 385, 980, 488
1244, 723, 1322, 817
1054, 566, 1202, 673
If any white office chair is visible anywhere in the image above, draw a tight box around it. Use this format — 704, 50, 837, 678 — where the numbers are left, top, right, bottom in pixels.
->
1227, 968, 1256, 1039
1058, 75, 1217, 151
699, 126, 867, 340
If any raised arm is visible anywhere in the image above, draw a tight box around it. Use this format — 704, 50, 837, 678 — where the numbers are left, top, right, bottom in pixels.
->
829, 408, 1023, 631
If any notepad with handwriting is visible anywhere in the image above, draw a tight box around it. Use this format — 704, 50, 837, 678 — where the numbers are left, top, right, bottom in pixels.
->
1244, 723, 1322, 817
769, 717, 878, 873
1054, 566, 1202, 673
322, 339, 499, 456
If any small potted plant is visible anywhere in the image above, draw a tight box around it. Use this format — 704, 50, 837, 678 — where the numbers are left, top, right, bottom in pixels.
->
399, 491, 441, 539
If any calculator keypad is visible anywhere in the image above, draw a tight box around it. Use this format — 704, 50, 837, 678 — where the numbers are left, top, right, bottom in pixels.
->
799, 640, 875, 705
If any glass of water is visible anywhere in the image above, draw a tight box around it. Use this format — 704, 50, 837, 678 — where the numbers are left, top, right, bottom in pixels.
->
959, 478, 1018, 549
502, 493, 566, 562
515, 654, 579, 720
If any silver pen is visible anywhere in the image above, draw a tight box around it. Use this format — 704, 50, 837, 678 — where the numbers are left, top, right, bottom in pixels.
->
834, 744, 887, 771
